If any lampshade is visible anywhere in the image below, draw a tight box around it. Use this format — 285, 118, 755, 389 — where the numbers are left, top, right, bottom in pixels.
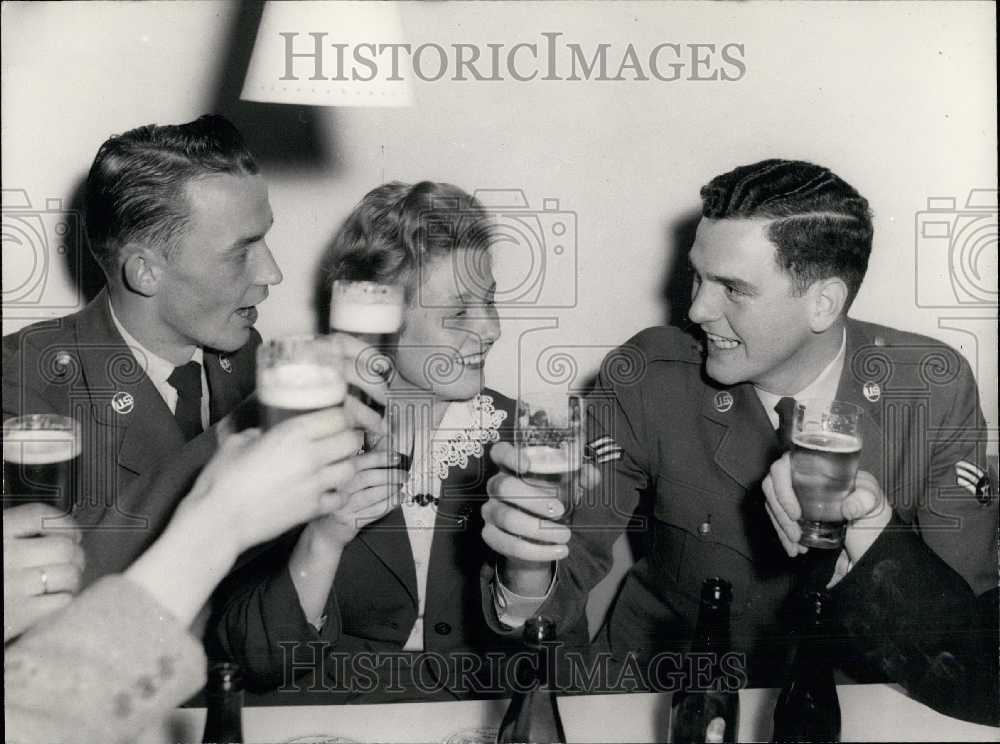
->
241, 1, 413, 107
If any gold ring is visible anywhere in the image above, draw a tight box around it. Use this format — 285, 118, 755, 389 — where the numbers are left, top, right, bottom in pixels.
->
39, 568, 49, 595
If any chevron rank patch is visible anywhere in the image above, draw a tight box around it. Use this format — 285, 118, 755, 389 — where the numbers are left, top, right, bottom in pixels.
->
955, 460, 990, 504
586, 435, 624, 464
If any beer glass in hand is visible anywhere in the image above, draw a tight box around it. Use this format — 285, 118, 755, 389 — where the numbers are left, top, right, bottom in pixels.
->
329, 280, 405, 448
514, 393, 583, 524
2, 414, 81, 512
256, 336, 347, 431
790, 399, 863, 549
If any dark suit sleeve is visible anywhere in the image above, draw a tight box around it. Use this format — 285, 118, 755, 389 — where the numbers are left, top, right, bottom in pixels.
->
916, 355, 998, 596
831, 513, 999, 725
207, 532, 372, 695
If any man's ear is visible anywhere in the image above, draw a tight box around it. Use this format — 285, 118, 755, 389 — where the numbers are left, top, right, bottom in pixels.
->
121, 248, 163, 297
809, 277, 848, 333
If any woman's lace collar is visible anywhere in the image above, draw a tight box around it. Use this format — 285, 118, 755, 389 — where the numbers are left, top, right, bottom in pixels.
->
403, 393, 507, 499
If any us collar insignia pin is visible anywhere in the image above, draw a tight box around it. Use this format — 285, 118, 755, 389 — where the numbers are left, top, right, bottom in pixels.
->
219, 356, 233, 374
714, 391, 734, 413
111, 391, 135, 415
863, 382, 881, 402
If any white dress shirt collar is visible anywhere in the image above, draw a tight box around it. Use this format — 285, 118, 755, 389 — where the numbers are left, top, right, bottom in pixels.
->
754, 328, 847, 430
108, 297, 207, 424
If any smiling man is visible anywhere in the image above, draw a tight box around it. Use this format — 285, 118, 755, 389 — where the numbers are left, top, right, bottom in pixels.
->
481, 160, 997, 710
2, 115, 283, 582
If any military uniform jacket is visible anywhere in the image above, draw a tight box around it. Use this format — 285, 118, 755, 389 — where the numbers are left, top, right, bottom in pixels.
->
2, 288, 259, 583
528, 319, 996, 698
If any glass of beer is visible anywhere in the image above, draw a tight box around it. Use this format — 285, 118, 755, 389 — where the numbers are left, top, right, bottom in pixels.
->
514, 393, 583, 523
329, 280, 405, 449
2, 414, 81, 512
790, 399, 863, 549
256, 336, 347, 430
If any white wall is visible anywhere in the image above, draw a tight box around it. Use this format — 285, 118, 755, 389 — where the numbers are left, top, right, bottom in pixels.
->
3, 1, 997, 629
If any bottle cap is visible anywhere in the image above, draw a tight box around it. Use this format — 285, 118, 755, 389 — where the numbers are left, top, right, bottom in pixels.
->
701, 577, 733, 605
522, 615, 557, 646
802, 591, 830, 622
207, 662, 244, 692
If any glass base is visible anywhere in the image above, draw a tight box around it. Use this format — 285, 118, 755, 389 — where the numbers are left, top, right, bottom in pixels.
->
798, 519, 847, 549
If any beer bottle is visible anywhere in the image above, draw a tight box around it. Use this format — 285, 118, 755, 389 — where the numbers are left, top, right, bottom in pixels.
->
496, 615, 566, 744
202, 662, 244, 744
771, 591, 841, 743
670, 578, 740, 744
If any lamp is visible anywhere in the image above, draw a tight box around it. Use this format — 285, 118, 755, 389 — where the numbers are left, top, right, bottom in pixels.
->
241, 1, 414, 107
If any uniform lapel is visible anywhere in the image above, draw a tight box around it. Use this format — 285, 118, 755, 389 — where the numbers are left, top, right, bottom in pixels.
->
75, 290, 184, 476
205, 349, 246, 425
701, 382, 783, 490
357, 506, 419, 607
424, 453, 490, 628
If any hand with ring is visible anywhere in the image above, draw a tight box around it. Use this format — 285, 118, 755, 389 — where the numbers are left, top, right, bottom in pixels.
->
3, 503, 84, 643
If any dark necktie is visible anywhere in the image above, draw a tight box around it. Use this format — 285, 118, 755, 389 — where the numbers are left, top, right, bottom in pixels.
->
775, 396, 797, 452
167, 361, 204, 442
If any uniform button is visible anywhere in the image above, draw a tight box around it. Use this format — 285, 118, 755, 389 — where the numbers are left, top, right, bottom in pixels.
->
874, 336, 886, 347
434, 622, 452, 635
698, 521, 712, 535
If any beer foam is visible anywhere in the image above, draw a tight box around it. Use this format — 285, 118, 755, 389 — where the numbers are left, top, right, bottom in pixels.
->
521, 445, 578, 473
330, 281, 404, 334
329, 302, 403, 334
792, 430, 862, 453
3, 428, 82, 465
257, 363, 346, 409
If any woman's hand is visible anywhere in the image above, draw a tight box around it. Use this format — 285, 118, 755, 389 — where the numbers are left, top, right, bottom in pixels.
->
3, 504, 84, 642
302, 449, 407, 554
179, 407, 363, 559
289, 447, 407, 626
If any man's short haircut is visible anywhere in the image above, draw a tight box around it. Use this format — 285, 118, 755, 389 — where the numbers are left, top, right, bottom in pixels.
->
85, 114, 259, 273
326, 181, 493, 302
700, 159, 873, 307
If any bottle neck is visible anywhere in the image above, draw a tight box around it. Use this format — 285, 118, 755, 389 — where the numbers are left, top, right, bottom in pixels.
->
792, 624, 836, 675
528, 640, 558, 690
691, 603, 731, 656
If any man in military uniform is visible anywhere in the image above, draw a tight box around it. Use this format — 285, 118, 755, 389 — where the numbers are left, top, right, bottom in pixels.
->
480, 159, 997, 722
3, 115, 282, 584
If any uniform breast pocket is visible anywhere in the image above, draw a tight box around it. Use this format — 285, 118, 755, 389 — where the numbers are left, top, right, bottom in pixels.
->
652, 475, 786, 613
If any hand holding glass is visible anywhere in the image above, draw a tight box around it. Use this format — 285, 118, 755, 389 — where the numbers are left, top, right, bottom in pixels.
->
790, 399, 863, 549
